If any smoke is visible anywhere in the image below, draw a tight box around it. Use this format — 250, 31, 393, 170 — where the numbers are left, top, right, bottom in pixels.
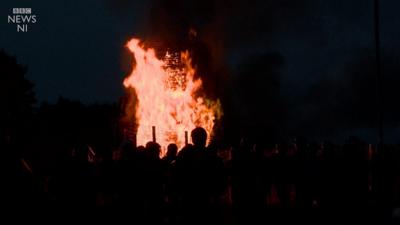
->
107, 0, 314, 88
233, 52, 286, 142
298, 49, 400, 142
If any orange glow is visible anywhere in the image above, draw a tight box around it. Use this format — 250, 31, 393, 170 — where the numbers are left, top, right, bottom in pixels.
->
123, 38, 222, 151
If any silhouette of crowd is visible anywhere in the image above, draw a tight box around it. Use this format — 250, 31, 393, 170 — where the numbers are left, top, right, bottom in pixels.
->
2, 125, 400, 225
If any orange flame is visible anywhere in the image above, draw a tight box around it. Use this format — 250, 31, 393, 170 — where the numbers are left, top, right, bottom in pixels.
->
123, 38, 222, 151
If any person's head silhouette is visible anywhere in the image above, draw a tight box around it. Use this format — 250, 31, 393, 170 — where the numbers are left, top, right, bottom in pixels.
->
167, 143, 178, 158
146, 141, 161, 159
191, 127, 207, 148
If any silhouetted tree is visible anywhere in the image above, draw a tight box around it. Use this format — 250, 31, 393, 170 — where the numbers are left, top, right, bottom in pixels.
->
0, 50, 36, 143
0, 50, 37, 214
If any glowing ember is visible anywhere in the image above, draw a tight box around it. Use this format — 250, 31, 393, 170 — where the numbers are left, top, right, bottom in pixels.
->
123, 38, 222, 150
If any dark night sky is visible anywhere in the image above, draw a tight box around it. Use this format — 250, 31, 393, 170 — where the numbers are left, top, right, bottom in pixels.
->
1, 0, 400, 142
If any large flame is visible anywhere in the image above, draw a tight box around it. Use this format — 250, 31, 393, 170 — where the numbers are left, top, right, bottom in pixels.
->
123, 38, 221, 150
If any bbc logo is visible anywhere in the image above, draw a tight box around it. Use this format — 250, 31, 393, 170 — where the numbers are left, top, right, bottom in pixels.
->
13, 8, 31, 14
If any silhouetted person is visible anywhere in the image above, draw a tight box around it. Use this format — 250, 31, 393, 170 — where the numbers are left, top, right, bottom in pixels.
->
50, 144, 97, 219
113, 142, 137, 218
373, 144, 398, 224
338, 137, 369, 224
164, 143, 178, 164
141, 141, 163, 224
137, 145, 146, 152
162, 143, 178, 197
231, 138, 253, 222
162, 143, 179, 223
1, 136, 36, 214
175, 127, 225, 225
